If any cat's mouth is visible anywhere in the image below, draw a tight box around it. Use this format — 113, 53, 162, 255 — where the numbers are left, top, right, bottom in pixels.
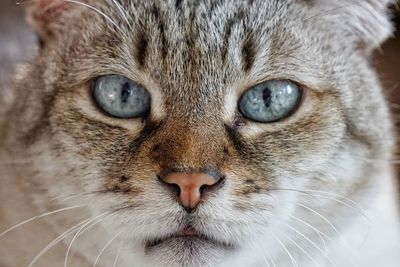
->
144, 226, 235, 250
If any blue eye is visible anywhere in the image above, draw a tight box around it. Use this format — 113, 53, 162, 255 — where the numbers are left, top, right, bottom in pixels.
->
239, 80, 301, 123
93, 75, 150, 118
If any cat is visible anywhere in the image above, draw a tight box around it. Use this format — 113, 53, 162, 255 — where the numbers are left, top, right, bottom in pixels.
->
0, 0, 400, 266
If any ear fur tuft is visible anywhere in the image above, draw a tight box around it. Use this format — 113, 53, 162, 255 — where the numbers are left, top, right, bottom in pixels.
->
310, 0, 396, 52
28, 0, 83, 43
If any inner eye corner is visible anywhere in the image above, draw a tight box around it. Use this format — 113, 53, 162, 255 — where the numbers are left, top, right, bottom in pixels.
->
233, 111, 246, 127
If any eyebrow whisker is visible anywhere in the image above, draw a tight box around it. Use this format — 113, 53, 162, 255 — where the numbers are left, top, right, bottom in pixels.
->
63, 0, 123, 32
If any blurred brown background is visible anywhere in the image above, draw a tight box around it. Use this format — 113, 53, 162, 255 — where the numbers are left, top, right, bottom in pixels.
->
377, 8, 400, 186
0, 1, 36, 90
0, 2, 399, 172
377, 9, 400, 113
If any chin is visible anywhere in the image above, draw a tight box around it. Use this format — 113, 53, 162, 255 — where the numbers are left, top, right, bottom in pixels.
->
132, 235, 235, 267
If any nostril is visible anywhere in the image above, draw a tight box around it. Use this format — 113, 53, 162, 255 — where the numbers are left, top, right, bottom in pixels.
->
170, 183, 181, 195
158, 175, 180, 195
199, 175, 225, 197
199, 184, 208, 194
202, 175, 225, 194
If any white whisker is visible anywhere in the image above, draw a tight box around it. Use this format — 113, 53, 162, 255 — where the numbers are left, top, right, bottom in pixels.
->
113, 246, 122, 267
111, 0, 130, 27
248, 238, 272, 267
297, 189, 365, 213
304, 193, 370, 222
64, 211, 116, 267
288, 214, 328, 253
27, 217, 93, 267
269, 256, 277, 267
63, 0, 123, 32
0, 205, 84, 238
93, 230, 124, 267
272, 233, 299, 267
247, 237, 272, 267
273, 188, 370, 222
289, 214, 358, 267
280, 231, 319, 267
53, 192, 97, 204
273, 188, 364, 213
303, 3, 361, 21
263, 257, 272, 267
296, 203, 343, 240
284, 223, 336, 267
295, 204, 358, 267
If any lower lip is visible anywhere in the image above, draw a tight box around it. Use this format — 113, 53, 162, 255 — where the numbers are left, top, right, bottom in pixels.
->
145, 233, 201, 248
145, 234, 234, 251
179, 226, 197, 236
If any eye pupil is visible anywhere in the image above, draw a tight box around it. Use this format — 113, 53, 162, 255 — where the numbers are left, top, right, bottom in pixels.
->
121, 83, 131, 103
262, 88, 272, 108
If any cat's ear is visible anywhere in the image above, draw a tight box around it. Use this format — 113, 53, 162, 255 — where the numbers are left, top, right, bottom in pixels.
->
27, 0, 84, 44
310, 0, 395, 52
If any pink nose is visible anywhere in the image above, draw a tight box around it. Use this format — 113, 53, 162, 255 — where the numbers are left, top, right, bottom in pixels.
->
162, 172, 221, 209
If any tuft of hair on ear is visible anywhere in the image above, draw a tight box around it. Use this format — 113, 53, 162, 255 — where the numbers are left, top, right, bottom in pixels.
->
27, 0, 84, 45
308, 0, 396, 53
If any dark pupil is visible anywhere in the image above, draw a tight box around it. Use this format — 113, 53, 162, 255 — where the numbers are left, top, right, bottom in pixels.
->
121, 82, 132, 103
262, 87, 272, 107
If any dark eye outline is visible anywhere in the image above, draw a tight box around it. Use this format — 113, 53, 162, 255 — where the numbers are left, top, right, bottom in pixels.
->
238, 80, 304, 123
90, 75, 151, 119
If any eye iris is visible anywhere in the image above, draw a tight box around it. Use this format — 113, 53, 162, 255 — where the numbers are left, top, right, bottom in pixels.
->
239, 80, 300, 123
93, 75, 150, 118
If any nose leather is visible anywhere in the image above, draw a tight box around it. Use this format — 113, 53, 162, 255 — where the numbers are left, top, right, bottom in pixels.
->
162, 172, 219, 209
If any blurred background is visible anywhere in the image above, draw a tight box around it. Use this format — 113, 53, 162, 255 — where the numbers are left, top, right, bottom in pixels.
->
0, 1, 399, 180
376, 7, 400, 188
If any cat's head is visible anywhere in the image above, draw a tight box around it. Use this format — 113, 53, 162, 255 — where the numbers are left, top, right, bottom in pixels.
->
8, 0, 395, 265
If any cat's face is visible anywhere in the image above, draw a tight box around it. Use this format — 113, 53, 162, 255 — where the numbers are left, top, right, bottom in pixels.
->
9, 0, 395, 266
